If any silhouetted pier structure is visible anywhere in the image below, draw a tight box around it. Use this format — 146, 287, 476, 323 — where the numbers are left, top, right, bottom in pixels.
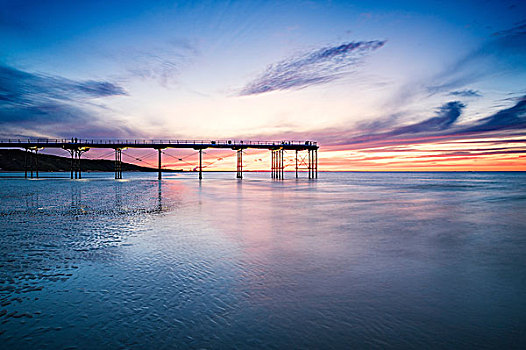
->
0, 139, 319, 180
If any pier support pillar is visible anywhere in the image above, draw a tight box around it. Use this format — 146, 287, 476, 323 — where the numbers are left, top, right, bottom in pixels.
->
306, 149, 318, 179
314, 149, 318, 179
276, 150, 279, 179
70, 149, 74, 179
26, 147, 41, 179
24, 148, 29, 179
271, 149, 284, 180
114, 148, 122, 179
276, 150, 280, 179
199, 149, 203, 180
277, 150, 281, 179
158, 149, 162, 180
34, 149, 39, 178
295, 150, 298, 178
307, 149, 312, 179
271, 150, 276, 179
280, 149, 284, 179
236, 149, 243, 179
271, 150, 274, 178
68, 148, 88, 179
77, 150, 81, 179
30, 150, 34, 178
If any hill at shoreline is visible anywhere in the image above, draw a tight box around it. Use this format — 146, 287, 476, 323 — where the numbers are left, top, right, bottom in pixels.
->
0, 149, 182, 172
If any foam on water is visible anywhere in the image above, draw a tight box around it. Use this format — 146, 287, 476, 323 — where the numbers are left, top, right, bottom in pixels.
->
0, 172, 525, 348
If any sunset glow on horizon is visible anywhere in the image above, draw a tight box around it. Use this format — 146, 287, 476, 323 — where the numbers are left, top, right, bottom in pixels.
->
1, 0, 525, 171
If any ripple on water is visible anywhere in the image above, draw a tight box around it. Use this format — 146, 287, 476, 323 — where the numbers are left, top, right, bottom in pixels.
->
0, 178, 176, 341
1, 172, 526, 349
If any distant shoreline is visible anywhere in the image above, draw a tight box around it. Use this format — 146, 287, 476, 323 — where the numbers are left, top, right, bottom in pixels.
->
0, 170, 524, 174
1, 149, 524, 173
0, 149, 181, 173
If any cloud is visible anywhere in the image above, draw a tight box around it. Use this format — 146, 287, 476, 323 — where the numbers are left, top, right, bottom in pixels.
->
414, 23, 526, 103
463, 96, 526, 133
336, 101, 466, 146
346, 97, 525, 148
387, 101, 465, 135
75, 80, 127, 97
490, 21, 526, 55
435, 23, 526, 96
255, 97, 526, 153
239, 40, 386, 95
122, 38, 200, 87
0, 64, 126, 108
125, 52, 180, 87
492, 21, 526, 37
448, 89, 481, 97
0, 63, 130, 137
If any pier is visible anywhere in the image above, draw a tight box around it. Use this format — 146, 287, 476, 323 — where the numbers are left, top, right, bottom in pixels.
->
0, 139, 319, 180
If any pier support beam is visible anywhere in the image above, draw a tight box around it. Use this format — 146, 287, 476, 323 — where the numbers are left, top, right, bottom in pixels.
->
308, 149, 312, 179
278, 149, 284, 179
199, 149, 203, 180
277, 149, 281, 179
271, 150, 276, 179
78, 149, 83, 179
271, 150, 274, 178
114, 148, 122, 179
236, 149, 243, 179
270, 149, 284, 180
307, 149, 318, 179
315, 149, 318, 179
158, 149, 162, 180
275, 150, 279, 179
276, 150, 279, 179
295, 150, 298, 179
24, 148, 29, 178
35, 149, 39, 178
279, 149, 285, 180
68, 148, 88, 179
77, 150, 80, 179
25, 148, 41, 179
70, 149, 74, 179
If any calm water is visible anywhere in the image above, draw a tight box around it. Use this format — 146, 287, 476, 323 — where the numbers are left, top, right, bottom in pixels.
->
0, 172, 525, 349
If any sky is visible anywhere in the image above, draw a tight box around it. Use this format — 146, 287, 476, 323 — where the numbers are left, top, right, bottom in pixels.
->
1, 0, 525, 171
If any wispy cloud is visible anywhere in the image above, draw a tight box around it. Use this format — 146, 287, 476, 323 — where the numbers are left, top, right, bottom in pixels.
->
309, 101, 466, 147
239, 40, 386, 96
334, 97, 526, 149
0, 63, 131, 137
448, 89, 481, 97
253, 97, 526, 155
426, 22, 526, 97
491, 20, 526, 54
121, 38, 200, 87
385, 101, 465, 135
302, 97, 525, 169
463, 96, 526, 133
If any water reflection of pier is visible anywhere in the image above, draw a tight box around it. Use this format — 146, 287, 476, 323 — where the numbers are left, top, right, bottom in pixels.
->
9, 181, 167, 217
0, 139, 319, 180
66, 182, 167, 216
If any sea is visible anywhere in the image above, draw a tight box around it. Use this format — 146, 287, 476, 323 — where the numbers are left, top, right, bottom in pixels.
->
0, 171, 525, 349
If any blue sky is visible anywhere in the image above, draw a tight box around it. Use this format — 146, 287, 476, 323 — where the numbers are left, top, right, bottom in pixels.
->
1, 0, 525, 169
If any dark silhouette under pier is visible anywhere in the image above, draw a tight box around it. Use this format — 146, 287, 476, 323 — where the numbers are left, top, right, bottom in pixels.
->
0, 139, 319, 180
